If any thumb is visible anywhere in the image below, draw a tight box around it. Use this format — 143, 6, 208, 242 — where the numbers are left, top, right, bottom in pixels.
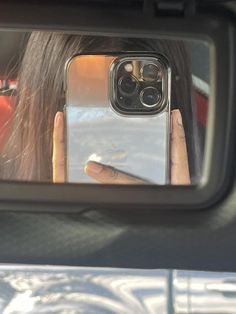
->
171, 109, 190, 185
85, 161, 145, 184
52, 112, 65, 183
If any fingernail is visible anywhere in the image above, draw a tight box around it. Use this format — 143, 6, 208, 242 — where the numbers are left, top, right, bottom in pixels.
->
86, 161, 103, 174
55, 112, 61, 127
173, 109, 183, 126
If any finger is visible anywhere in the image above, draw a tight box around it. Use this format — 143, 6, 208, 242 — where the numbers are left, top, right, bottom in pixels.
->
85, 161, 145, 184
52, 112, 65, 183
171, 109, 190, 185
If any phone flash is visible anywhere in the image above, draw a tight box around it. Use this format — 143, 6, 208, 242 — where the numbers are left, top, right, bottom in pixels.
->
124, 63, 133, 72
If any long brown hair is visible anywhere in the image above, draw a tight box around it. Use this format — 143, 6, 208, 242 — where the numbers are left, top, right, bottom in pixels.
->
1, 32, 200, 181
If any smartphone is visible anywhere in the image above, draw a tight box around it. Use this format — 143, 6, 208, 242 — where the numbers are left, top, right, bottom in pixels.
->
64, 53, 171, 184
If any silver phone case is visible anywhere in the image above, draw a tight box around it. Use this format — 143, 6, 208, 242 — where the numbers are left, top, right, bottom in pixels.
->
64, 53, 171, 184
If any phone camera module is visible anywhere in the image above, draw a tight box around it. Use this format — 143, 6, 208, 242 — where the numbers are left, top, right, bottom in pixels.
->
118, 75, 138, 96
141, 64, 161, 82
140, 87, 162, 108
118, 95, 132, 107
111, 56, 167, 115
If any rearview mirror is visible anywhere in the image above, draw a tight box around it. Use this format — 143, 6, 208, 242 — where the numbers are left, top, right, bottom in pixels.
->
0, 2, 234, 210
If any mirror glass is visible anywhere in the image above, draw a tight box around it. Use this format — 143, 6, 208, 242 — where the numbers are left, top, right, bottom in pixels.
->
0, 31, 209, 185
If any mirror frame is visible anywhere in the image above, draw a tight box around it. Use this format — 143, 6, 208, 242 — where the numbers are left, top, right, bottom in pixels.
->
0, 2, 235, 211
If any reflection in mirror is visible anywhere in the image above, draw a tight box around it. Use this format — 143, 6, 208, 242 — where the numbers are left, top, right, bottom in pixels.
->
0, 32, 209, 185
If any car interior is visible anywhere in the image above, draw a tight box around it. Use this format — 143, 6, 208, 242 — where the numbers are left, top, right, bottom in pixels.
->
0, 0, 235, 313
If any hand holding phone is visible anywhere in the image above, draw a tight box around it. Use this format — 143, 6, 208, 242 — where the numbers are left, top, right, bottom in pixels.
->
64, 53, 173, 184
52, 110, 190, 184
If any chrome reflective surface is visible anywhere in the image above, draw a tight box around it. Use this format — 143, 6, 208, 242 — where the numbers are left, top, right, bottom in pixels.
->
0, 266, 169, 313
0, 266, 235, 313
174, 270, 236, 313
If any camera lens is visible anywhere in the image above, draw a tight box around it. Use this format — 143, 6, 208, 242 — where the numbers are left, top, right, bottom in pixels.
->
141, 64, 161, 82
118, 75, 138, 96
140, 87, 162, 108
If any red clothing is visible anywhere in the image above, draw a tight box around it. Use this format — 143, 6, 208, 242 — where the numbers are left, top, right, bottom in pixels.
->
0, 96, 14, 152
